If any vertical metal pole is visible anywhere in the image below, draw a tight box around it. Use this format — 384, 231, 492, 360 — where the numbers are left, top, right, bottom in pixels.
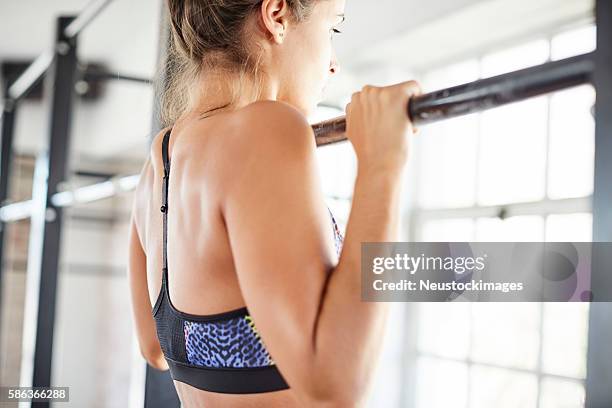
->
144, 367, 180, 408
143, 4, 180, 407
19, 16, 77, 408
0, 84, 18, 352
585, 0, 612, 406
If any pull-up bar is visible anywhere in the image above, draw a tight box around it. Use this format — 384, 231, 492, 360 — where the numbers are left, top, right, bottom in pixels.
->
312, 52, 595, 146
0, 52, 597, 222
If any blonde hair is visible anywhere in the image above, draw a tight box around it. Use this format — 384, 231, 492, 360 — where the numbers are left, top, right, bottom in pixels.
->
158, 0, 318, 127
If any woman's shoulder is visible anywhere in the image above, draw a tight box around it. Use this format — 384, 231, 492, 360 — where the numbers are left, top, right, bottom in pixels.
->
228, 100, 316, 154
208, 101, 319, 197
142, 103, 317, 197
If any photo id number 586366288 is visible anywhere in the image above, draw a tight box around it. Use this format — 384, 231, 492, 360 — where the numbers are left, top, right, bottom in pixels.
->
0, 387, 69, 402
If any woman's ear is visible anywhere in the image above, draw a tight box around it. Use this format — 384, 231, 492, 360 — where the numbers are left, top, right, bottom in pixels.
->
259, 0, 290, 44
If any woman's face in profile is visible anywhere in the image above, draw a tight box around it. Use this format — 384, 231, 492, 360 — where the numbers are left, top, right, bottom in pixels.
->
278, 0, 345, 117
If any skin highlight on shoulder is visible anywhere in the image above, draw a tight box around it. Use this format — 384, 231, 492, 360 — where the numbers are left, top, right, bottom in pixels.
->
205, 100, 321, 217
233, 100, 317, 154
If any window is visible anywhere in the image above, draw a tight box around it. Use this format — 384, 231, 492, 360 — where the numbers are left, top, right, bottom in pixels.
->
311, 22, 595, 408
412, 25, 595, 408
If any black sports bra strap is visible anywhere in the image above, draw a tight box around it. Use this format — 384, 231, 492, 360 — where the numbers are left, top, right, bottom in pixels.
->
162, 129, 171, 179
160, 128, 172, 285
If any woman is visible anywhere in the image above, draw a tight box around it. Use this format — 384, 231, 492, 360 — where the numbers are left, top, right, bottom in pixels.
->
128, 0, 421, 406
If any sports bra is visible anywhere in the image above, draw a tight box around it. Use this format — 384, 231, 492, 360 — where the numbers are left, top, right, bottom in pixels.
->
152, 128, 344, 394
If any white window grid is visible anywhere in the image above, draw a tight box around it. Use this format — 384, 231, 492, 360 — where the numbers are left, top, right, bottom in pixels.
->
314, 20, 595, 408
402, 24, 596, 408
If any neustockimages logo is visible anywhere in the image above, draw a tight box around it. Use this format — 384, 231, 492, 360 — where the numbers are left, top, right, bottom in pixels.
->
372, 253, 487, 275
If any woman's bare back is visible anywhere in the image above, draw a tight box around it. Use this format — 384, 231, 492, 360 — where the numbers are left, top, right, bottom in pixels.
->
133, 103, 335, 407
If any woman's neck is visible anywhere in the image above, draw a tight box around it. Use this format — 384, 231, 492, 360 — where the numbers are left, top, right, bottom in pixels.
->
191, 69, 279, 118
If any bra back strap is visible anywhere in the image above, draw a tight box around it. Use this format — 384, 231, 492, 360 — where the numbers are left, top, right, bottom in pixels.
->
162, 129, 171, 179
161, 129, 172, 283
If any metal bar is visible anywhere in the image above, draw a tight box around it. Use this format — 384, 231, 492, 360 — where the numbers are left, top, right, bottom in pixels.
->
586, 0, 612, 406
18, 18, 78, 408
0, 53, 598, 222
312, 52, 595, 146
63, 0, 114, 39
74, 169, 116, 179
144, 367, 180, 408
7, 56, 152, 105
0, 200, 34, 222
5, 0, 114, 104
0, 175, 138, 223
0, 77, 19, 359
19, 153, 49, 399
50, 174, 139, 208
7, 50, 55, 102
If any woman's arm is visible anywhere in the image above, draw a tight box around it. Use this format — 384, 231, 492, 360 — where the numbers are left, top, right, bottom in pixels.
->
127, 159, 169, 371
222, 100, 405, 405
